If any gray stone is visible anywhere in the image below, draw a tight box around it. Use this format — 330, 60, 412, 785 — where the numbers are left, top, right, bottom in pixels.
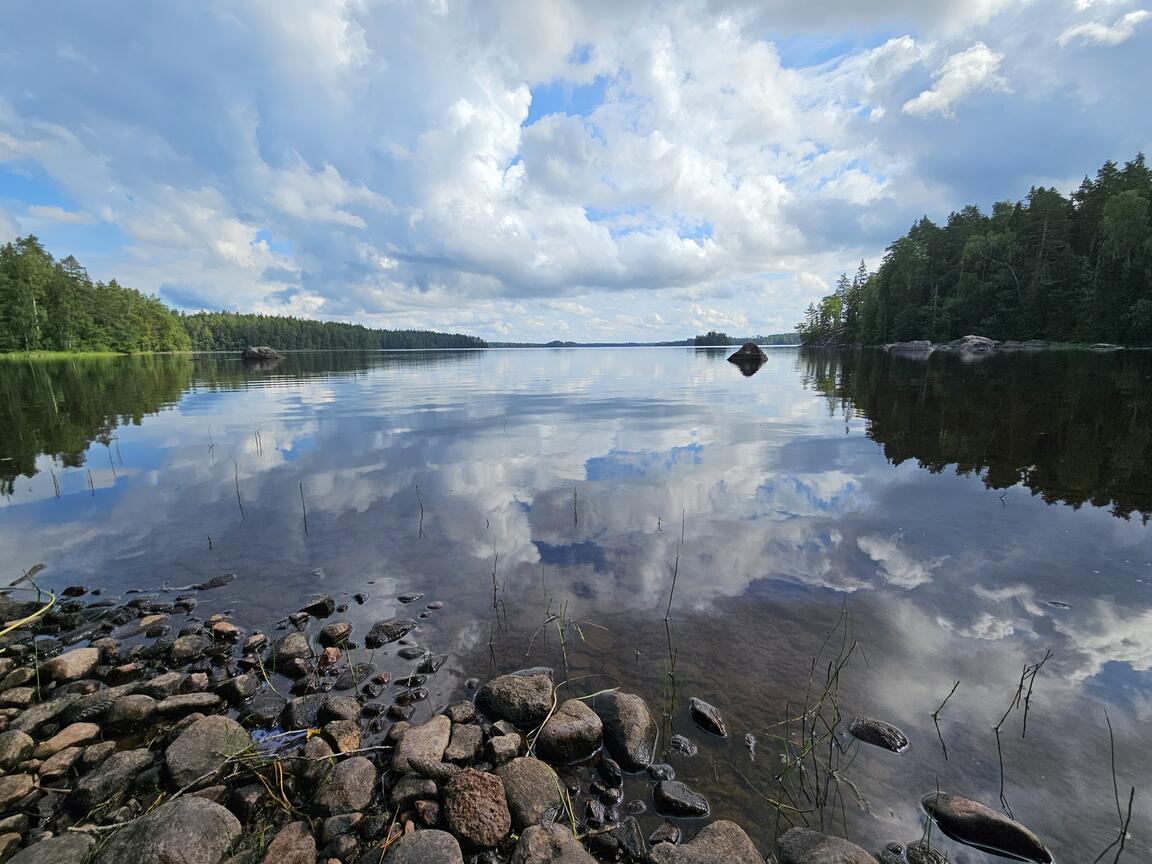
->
496, 757, 563, 831
285, 694, 326, 730
324, 720, 361, 753
106, 694, 157, 727
393, 715, 451, 774
653, 780, 709, 817
487, 733, 520, 765
444, 723, 483, 764
688, 698, 727, 737
444, 768, 511, 849
171, 634, 213, 665
923, 793, 1051, 863
536, 699, 602, 763
7, 833, 95, 864
848, 717, 908, 753
390, 775, 438, 809
138, 671, 186, 700
92, 796, 241, 864
71, 748, 154, 810
0, 729, 34, 770
777, 828, 878, 864
0, 774, 34, 810
166, 715, 252, 787
511, 824, 597, 864
12, 694, 81, 732
321, 695, 361, 723
40, 647, 100, 682
272, 632, 313, 669
156, 692, 222, 717
297, 736, 335, 788
319, 621, 353, 646
260, 821, 315, 864
592, 691, 656, 771
313, 756, 376, 815
384, 830, 464, 864
651, 821, 762, 864
476, 672, 553, 728
364, 618, 417, 648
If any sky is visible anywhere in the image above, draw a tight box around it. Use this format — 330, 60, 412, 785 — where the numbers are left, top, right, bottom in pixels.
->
0, 0, 1149, 343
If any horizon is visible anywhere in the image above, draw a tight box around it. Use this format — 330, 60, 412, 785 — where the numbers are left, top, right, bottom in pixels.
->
1, 1, 1149, 343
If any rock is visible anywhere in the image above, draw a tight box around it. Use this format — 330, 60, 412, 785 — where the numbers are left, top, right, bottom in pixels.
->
487, 733, 520, 765
393, 715, 451, 774
391, 775, 438, 809
261, 821, 316, 864
0, 667, 34, 691
171, 634, 213, 665
7, 833, 95, 864
321, 813, 364, 845
848, 717, 908, 753
688, 698, 727, 737
273, 632, 313, 670
444, 768, 511, 848
904, 840, 950, 864
0, 687, 33, 708
313, 756, 376, 815
157, 692, 222, 717
651, 821, 761, 864
322, 695, 361, 723
364, 618, 417, 648
669, 734, 698, 756
40, 647, 100, 682
727, 341, 768, 365
71, 748, 153, 810
444, 723, 483, 764
0, 834, 19, 861
106, 694, 158, 727
241, 346, 282, 360
239, 692, 285, 727
496, 757, 564, 831
649, 822, 681, 846
139, 672, 186, 700
417, 654, 447, 674
284, 694, 326, 730
39, 745, 82, 779
297, 736, 335, 788
943, 335, 999, 354
166, 715, 252, 787
444, 701, 477, 725
0, 729, 34, 770
92, 796, 240, 864
384, 830, 464, 864
82, 741, 117, 769
301, 595, 336, 617
10, 694, 80, 733
884, 340, 935, 354
511, 824, 597, 864
324, 720, 361, 753
653, 780, 709, 817
592, 691, 657, 771
476, 672, 554, 728
647, 762, 675, 780
923, 793, 1051, 863
777, 828, 878, 864
34, 722, 100, 759
219, 674, 260, 704
0, 774, 34, 810
536, 698, 603, 763
319, 621, 353, 646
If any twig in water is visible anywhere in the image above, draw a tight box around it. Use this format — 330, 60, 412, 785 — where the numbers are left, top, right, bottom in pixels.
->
664, 510, 685, 620
573, 487, 578, 528
416, 485, 424, 539
1093, 710, 1137, 864
86, 469, 95, 496
931, 680, 960, 761
299, 481, 309, 536
50, 469, 60, 499
232, 459, 245, 521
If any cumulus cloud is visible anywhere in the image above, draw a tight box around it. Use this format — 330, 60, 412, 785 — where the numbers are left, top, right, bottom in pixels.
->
902, 42, 1009, 118
25, 204, 96, 224
1058, 9, 1151, 46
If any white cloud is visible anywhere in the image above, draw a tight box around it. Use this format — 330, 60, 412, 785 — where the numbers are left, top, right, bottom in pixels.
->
1058, 9, 1151, 46
0, 204, 19, 240
26, 203, 97, 224
903, 42, 1009, 118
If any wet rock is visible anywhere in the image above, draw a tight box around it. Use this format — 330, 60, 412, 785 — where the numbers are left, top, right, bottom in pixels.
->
444, 723, 483, 764
651, 820, 761, 864
319, 621, 353, 646
393, 715, 451, 774
397, 646, 424, 660
0, 774, 34, 810
321, 812, 364, 845
324, 720, 361, 753
157, 692, 222, 717
496, 757, 564, 830
592, 691, 657, 772
476, 671, 554, 728
313, 756, 376, 815
91, 796, 240, 864
285, 694, 326, 729
669, 734, 698, 757
71, 748, 153, 810
218, 673, 260, 704
195, 573, 237, 590
444, 768, 511, 849
653, 780, 708, 817
364, 618, 417, 648
40, 647, 100, 682
300, 595, 335, 618
777, 828, 878, 864
848, 717, 909, 753
171, 634, 213, 665
647, 763, 675, 781
34, 722, 99, 758
398, 592, 425, 604
511, 824, 597, 864
688, 698, 727, 737
322, 695, 361, 723
261, 821, 316, 864
923, 793, 1051, 863
273, 632, 313, 671
55, 686, 124, 727
239, 691, 285, 728
384, 830, 464, 864
166, 715, 252, 787
0, 729, 34, 770
649, 822, 681, 846
6, 833, 95, 864
905, 840, 950, 864
417, 654, 447, 674
335, 664, 375, 690
106, 694, 158, 727
536, 698, 603, 763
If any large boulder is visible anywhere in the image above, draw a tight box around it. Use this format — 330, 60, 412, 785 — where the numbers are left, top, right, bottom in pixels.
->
777, 828, 878, 864
923, 793, 1051, 863
444, 768, 511, 848
92, 796, 240, 864
384, 830, 464, 864
943, 335, 999, 355
535, 699, 602, 763
496, 757, 564, 830
651, 821, 762, 864
591, 691, 656, 771
166, 715, 252, 787
512, 824, 598, 864
727, 342, 768, 364
241, 346, 282, 360
475, 672, 554, 729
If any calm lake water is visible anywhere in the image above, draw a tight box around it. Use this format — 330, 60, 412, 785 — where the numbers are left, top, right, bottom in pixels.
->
2, 347, 1150, 861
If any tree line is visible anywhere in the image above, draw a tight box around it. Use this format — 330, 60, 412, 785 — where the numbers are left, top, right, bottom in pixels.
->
0, 236, 488, 353
798, 153, 1152, 346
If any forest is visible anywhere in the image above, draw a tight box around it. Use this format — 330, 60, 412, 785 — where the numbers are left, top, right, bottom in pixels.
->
797, 153, 1152, 346
0, 236, 487, 354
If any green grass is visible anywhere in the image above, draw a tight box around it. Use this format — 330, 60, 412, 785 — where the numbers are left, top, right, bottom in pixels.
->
0, 350, 198, 361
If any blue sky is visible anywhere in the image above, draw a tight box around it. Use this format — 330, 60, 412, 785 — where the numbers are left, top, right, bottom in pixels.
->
0, 0, 1149, 342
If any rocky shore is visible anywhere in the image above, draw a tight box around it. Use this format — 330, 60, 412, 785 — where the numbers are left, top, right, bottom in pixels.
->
882, 334, 1123, 356
0, 581, 1054, 864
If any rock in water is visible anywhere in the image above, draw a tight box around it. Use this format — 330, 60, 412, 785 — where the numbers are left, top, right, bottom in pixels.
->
848, 717, 909, 753
444, 768, 511, 848
592, 691, 657, 771
653, 780, 709, 817
923, 793, 1052, 863
688, 697, 727, 737
878, 841, 951, 864
241, 345, 282, 360
535, 698, 603, 763
364, 617, 417, 648
92, 797, 240, 864
727, 342, 768, 364
777, 828, 878, 864
475, 672, 554, 728
384, 830, 465, 864
511, 824, 598, 864
650, 820, 762, 864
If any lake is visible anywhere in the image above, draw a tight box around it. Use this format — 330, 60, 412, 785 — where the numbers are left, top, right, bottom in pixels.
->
2, 347, 1150, 861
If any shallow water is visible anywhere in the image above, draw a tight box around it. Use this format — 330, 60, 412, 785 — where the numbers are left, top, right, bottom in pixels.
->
2, 347, 1150, 861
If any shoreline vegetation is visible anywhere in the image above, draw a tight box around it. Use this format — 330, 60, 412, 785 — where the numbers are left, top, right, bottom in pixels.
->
797, 153, 1152, 348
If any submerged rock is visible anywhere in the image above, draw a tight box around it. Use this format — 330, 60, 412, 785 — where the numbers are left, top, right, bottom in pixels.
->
848, 717, 909, 753
650, 820, 761, 864
592, 691, 657, 771
92, 796, 240, 864
777, 827, 877, 864
654, 780, 709, 817
878, 841, 951, 864
688, 697, 727, 737
923, 793, 1052, 863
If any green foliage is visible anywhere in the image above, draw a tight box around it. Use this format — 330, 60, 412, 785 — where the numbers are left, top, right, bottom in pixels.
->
798, 153, 1152, 346
0, 237, 192, 353
693, 331, 732, 346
